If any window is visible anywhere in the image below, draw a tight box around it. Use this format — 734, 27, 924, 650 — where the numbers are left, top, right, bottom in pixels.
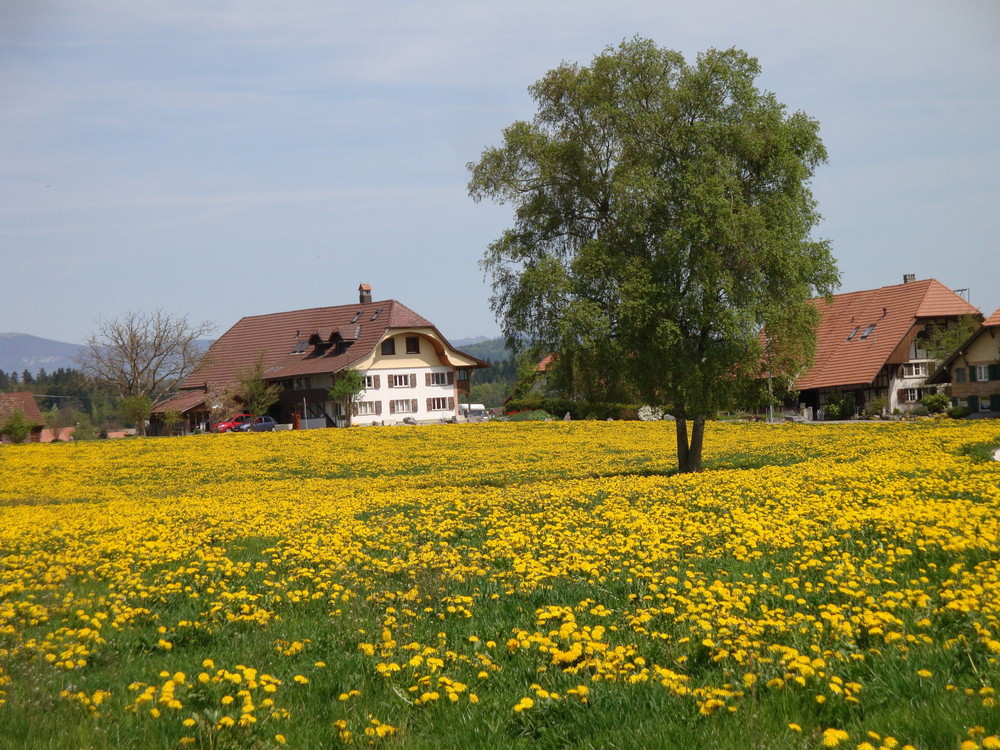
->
406, 336, 420, 354
456, 368, 470, 381
846, 326, 860, 341
902, 362, 928, 378
981, 397, 993, 412
291, 341, 307, 354
904, 388, 920, 403
363, 375, 379, 390
371, 307, 383, 321
859, 324, 876, 340
356, 401, 380, 416
427, 371, 451, 386
351, 311, 362, 324
427, 397, 453, 411
293, 377, 311, 390
389, 373, 414, 388
389, 399, 416, 414
381, 338, 396, 356
974, 365, 991, 382
955, 367, 967, 383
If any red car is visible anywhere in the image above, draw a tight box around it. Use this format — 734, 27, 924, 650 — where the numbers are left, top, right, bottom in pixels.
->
213, 414, 257, 433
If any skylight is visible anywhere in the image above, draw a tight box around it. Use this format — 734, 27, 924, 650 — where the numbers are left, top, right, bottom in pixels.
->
846, 326, 860, 341
371, 307, 383, 321
859, 324, 876, 340
291, 341, 307, 354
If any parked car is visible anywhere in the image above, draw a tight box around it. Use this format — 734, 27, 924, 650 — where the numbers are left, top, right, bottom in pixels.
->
213, 414, 257, 433
233, 416, 277, 432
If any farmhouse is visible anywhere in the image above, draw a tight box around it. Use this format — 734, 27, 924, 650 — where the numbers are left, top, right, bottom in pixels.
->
926, 306, 1000, 416
0, 391, 44, 443
790, 276, 980, 417
152, 285, 488, 432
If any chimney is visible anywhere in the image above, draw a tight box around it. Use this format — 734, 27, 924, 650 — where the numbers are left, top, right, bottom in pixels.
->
359, 283, 372, 304
903, 274, 916, 284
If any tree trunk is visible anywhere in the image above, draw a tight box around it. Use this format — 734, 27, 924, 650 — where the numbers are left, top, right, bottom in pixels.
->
674, 415, 706, 473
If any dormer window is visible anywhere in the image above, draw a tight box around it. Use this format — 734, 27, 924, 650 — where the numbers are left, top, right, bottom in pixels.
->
859, 324, 876, 340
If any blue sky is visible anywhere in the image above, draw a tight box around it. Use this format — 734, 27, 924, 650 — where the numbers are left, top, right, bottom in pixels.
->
2, 0, 998, 344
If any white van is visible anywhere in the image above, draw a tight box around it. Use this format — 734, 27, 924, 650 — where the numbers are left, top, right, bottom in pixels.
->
459, 403, 489, 421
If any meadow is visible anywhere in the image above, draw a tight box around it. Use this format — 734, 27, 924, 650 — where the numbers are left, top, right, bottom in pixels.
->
1, 419, 999, 750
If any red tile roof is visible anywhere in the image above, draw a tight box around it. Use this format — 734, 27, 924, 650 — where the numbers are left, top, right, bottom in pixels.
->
0, 391, 44, 425
178, 298, 482, 391
794, 278, 980, 391
150, 389, 209, 415
983, 307, 1000, 328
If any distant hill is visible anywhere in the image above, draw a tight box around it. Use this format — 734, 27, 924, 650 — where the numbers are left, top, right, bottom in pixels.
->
452, 336, 511, 362
0, 333, 84, 375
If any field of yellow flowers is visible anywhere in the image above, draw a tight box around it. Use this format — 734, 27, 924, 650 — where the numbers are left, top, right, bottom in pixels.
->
1, 420, 1000, 749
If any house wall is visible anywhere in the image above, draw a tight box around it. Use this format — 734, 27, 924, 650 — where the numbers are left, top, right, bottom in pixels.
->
948, 328, 1000, 413
350, 364, 458, 425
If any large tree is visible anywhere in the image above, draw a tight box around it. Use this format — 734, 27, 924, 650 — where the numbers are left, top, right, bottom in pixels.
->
468, 38, 838, 472
76, 310, 214, 403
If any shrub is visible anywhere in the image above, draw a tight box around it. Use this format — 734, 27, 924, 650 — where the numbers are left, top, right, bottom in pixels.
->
947, 405, 972, 419
910, 405, 930, 417
921, 392, 950, 414
0, 409, 31, 444
505, 409, 554, 422
867, 395, 888, 416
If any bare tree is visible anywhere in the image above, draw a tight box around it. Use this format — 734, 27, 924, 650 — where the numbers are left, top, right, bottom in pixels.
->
75, 310, 214, 402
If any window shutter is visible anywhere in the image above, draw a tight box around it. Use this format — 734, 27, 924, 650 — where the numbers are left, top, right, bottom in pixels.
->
374, 375, 380, 389
388, 375, 395, 388
970, 367, 978, 382
897, 388, 908, 403
991, 393, 1000, 411
989, 364, 1000, 381
952, 397, 958, 407
426, 397, 432, 411
375, 401, 382, 415
448, 397, 454, 410
410, 373, 416, 388
968, 395, 980, 411
411, 399, 417, 413
389, 400, 396, 414
352, 403, 358, 416
425, 372, 431, 387
447, 371, 454, 385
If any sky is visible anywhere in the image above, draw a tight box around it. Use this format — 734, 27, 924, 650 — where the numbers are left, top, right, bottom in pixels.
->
1, 0, 998, 345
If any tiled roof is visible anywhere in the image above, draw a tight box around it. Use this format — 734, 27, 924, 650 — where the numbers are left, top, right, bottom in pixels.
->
151, 390, 209, 414
0, 391, 44, 425
179, 298, 481, 391
794, 278, 980, 391
983, 307, 1000, 328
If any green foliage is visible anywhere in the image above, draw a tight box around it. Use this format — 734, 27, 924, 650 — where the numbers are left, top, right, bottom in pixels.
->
922, 314, 981, 363
822, 393, 854, 420
910, 405, 930, 417
0, 408, 31, 443
866, 395, 889, 416
119, 395, 153, 435
947, 405, 972, 419
505, 409, 554, 422
468, 38, 838, 471
328, 369, 365, 426
921, 392, 950, 414
232, 353, 282, 417
505, 397, 642, 421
